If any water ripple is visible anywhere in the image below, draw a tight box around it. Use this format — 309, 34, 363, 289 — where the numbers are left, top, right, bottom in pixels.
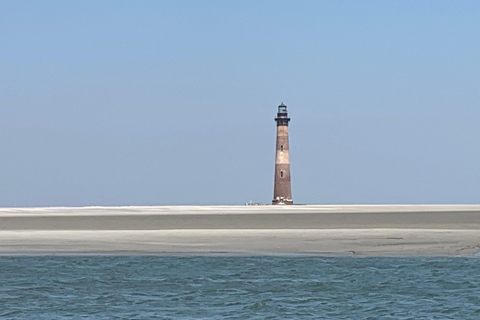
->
1, 256, 480, 319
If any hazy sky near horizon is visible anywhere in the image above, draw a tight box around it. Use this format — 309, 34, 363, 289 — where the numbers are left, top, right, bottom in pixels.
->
1, 1, 479, 206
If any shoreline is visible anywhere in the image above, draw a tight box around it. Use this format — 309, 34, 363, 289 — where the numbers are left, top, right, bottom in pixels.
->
1, 229, 480, 256
1, 205, 480, 256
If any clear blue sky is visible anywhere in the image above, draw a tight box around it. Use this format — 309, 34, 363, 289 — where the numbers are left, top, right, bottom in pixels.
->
1, 1, 479, 206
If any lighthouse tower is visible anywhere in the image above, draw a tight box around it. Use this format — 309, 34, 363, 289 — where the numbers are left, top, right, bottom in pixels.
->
272, 103, 293, 205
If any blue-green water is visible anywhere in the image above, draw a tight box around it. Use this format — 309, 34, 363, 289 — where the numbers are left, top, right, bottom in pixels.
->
1, 256, 479, 319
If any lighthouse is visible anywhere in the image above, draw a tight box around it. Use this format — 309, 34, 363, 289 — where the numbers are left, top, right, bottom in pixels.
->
272, 103, 293, 205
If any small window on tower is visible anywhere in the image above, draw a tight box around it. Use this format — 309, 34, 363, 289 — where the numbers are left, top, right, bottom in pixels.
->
280, 171, 284, 177
280, 145, 283, 151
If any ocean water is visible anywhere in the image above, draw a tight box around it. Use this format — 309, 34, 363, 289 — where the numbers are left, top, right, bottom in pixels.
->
1, 256, 479, 319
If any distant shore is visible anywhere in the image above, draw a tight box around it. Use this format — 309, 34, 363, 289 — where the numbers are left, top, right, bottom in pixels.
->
1, 205, 480, 256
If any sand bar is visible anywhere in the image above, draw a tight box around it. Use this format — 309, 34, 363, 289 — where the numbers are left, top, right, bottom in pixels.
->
1, 205, 480, 256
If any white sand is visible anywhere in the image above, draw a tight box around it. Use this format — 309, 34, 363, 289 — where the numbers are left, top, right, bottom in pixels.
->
1, 205, 480, 256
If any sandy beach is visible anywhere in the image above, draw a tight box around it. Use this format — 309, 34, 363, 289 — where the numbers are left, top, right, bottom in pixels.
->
1, 205, 480, 256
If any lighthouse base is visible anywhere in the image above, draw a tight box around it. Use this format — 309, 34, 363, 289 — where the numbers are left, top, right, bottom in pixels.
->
272, 197, 293, 205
